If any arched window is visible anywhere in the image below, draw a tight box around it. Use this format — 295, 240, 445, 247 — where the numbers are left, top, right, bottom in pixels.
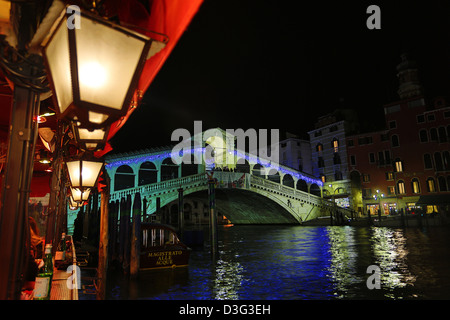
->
411, 178, 420, 194
443, 151, 450, 170
427, 177, 436, 192
394, 158, 403, 172
310, 183, 321, 197
419, 129, 428, 143
430, 128, 438, 141
252, 164, 265, 177
267, 168, 280, 183
438, 176, 447, 192
114, 165, 135, 191
282, 174, 294, 188
331, 138, 339, 153
434, 152, 444, 171
316, 143, 323, 152
397, 180, 406, 194
438, 126, 447, 143
138, 161, 157, 185
391, 134, 399, 147
423, 154, 433, 169
161, 158, 179, 181
296, 179, 308, 192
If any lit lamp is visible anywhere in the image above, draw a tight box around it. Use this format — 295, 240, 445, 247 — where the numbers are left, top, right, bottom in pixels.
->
41, 5, 152, 129
66, 158, 103, 192
70, 186, 91, 203
69, 194, 82, 210
71, 123, 109, 151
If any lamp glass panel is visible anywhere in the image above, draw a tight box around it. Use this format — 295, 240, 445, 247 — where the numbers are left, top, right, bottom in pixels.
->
45, 19, 72, 113
67, 160, 102, 188
80, 160, 103, 187
66, 160, 81, 187
71, 187, 91, 202
78, 128, 106, 141
75, 17, 146, 110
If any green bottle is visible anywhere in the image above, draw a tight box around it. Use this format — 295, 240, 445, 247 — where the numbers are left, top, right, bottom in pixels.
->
33, 244, 53, 300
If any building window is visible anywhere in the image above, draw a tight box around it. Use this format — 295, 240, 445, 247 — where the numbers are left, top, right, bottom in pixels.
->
397, 180, 406, 194
417, 114, 425, 123
394, 159, 403, 172
444, 110, 450, 118
438, 126, 447, 143
424, 154, 433, 169
347, 139, 354, 147
443, 151, 450, 170
380, 133, 389, 141
389, 120, 397, 129
369, 153, 375, 163
350, 155, 356, 166
438, 176, 448, 192
332, 138, 339, 153
427, 113, 436, 122
419, 129, 428, 143
316, 143, 323, 152
335, 170, 343, 180
430, 128, 438, 141
333, 153, 341, 165
378, 151, 385, 166
320, 174, 326, 183
391, 134, 400, 147
385, 172, 394, 181
427, 177, 436, 192
362, 188, 372, 198
435, 152, 444, 171
387, 186, 395, 195
362, 174, 370, 182
385, 150, 391, 165
411, 178, 420, 194
318, 157, 325, 168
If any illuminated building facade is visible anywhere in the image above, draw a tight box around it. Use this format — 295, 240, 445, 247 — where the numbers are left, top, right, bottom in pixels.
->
346, 54, 450, 215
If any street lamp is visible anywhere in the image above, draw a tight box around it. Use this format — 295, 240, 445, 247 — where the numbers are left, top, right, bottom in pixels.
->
71, 123, 109, 151
41, 5, 152, 129
66, 157, 103, 192
70, 186, 91, 203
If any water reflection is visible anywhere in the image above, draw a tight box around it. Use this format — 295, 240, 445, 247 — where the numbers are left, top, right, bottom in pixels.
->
326, 226, 361, 298
105, 225, 450, 300
371, 227, 416, 296
213, 258, 244, 299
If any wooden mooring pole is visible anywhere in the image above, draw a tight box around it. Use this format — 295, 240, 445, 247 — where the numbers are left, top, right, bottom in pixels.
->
130, 192, 142, 279
208, 178, 218, 259
97, 172, 110, 300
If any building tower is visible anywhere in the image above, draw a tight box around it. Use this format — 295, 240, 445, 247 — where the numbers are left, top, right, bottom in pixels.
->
396, 53, 424, 99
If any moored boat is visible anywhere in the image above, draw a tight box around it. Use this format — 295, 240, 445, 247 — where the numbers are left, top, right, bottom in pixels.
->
139, 223, 190, 271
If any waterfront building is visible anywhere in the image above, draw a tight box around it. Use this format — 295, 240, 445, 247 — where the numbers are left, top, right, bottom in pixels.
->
346, 54, 450, 215
307, 109, 359, 209
279, 133, 313, 175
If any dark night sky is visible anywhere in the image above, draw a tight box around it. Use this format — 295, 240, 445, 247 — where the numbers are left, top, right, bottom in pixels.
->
110, 0, 450, 153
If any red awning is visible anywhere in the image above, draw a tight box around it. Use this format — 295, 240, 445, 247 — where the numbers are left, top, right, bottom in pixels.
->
94, 0, 204, 157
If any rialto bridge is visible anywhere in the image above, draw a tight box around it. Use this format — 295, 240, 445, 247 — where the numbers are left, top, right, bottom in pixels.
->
103, 128, 352, 225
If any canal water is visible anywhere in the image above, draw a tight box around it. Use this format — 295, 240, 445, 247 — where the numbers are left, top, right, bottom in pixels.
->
106, 225, 450, 300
